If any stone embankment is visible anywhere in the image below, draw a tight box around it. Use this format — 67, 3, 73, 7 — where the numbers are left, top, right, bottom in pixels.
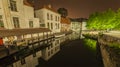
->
82, 31, 120, 67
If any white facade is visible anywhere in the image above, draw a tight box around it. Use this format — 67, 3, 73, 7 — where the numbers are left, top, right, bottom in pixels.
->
0, 0, 39, 29
71, 21, 81, 33
82, 21, 87, 30
35, 6, 61, 33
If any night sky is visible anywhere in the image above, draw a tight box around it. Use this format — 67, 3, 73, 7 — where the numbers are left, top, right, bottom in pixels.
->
34, 0, 120, 18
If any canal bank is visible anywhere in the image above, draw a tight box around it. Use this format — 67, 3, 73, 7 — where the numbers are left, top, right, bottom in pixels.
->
37, 39, 104, 67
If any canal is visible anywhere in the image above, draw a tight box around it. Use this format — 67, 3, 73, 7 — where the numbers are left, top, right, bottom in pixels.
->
0, 33, 104, 67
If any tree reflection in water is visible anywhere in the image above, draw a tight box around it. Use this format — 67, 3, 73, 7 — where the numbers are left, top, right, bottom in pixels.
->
83, 38, 97, 52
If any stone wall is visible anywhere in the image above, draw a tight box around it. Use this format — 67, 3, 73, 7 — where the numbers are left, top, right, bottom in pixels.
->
98, 34, 120, 67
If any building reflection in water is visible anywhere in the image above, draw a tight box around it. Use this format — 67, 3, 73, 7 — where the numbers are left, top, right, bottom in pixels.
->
0, 33, 78, 67
4, 37, 62, 67
41, 38, 60, 61
12, 50, 41, 67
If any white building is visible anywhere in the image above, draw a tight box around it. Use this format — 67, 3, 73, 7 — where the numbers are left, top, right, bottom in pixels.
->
0, 0, 39, 29
82, 20, 87, 30
70, 18, 87, 32
35, 5, 61, 33
0, 0, 52, 47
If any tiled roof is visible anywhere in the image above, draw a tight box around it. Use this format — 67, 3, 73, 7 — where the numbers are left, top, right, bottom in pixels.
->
0, 28, 51, 38
23, 0, 33, 7
61, 17, 71, 24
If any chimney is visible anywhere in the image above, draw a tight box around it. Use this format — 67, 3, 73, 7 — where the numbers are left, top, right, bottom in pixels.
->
48, 4, 51, 8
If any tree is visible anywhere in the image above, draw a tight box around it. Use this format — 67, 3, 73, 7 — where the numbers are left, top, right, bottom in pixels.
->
57, 8, 68, 18
86, 8, 120, 30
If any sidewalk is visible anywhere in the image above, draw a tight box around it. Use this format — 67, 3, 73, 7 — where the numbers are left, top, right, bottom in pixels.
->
104, 31, 120, 39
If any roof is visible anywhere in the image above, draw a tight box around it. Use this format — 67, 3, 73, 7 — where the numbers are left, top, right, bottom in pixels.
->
70, 18, 88, 22
61, 17, 71, 24
23, 0, 33, 7
35, 5, 60, 14
0, 28, 51, 38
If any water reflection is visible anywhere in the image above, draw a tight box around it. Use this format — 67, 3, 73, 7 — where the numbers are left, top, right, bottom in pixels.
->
41, 38, 60, 61
83, 38, 97, 51
0, 37, 63, 67
0, 33, 80, 67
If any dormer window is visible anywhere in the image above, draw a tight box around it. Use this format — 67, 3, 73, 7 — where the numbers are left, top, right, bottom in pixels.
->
9, 0, 17, 11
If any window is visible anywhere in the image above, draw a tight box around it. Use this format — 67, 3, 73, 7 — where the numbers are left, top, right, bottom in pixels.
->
0, 15, 4, 27
29, 21, 33, 28
40, 24, 45, 27
51, 14, 53, 20
58, 23, 59, 29
10, 0, 17, 11
33, 53, 36, 57
51, 49, 53, 54
51, 23, 53, 29
48, 51, 50, 56
51, 44, 53, 48
47, 13, 49, 20
13, 17, 20, 28
47, 22, 50, 29
21, 58, 26, 65
55, 23, 57, 29
48, 46, 50, 50
55, 16, 57, 21
58, 17, 59, 21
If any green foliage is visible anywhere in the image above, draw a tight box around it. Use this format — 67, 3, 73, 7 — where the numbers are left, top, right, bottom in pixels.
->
109, 42, 120, 49
84, 38, 97, 51
57, 8, 68, 18
87, 8, 120, 30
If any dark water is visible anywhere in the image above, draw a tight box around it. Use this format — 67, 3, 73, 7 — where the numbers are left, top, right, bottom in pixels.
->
0, 33, 104, 67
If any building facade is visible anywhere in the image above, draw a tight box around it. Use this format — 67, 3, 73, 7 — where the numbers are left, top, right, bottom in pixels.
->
71, 20, 81, 33
61, 17, 71, 32
0, 0, 52, 47
0, 0, 39, 29
35, 5, 61, 33
70, 18, 87, 32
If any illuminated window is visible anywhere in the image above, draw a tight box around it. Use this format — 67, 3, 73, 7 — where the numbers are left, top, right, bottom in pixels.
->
0, 15, 4, 27
9, 0, 17, 11
13, 17, 20, 28
29, 21, 33, 28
